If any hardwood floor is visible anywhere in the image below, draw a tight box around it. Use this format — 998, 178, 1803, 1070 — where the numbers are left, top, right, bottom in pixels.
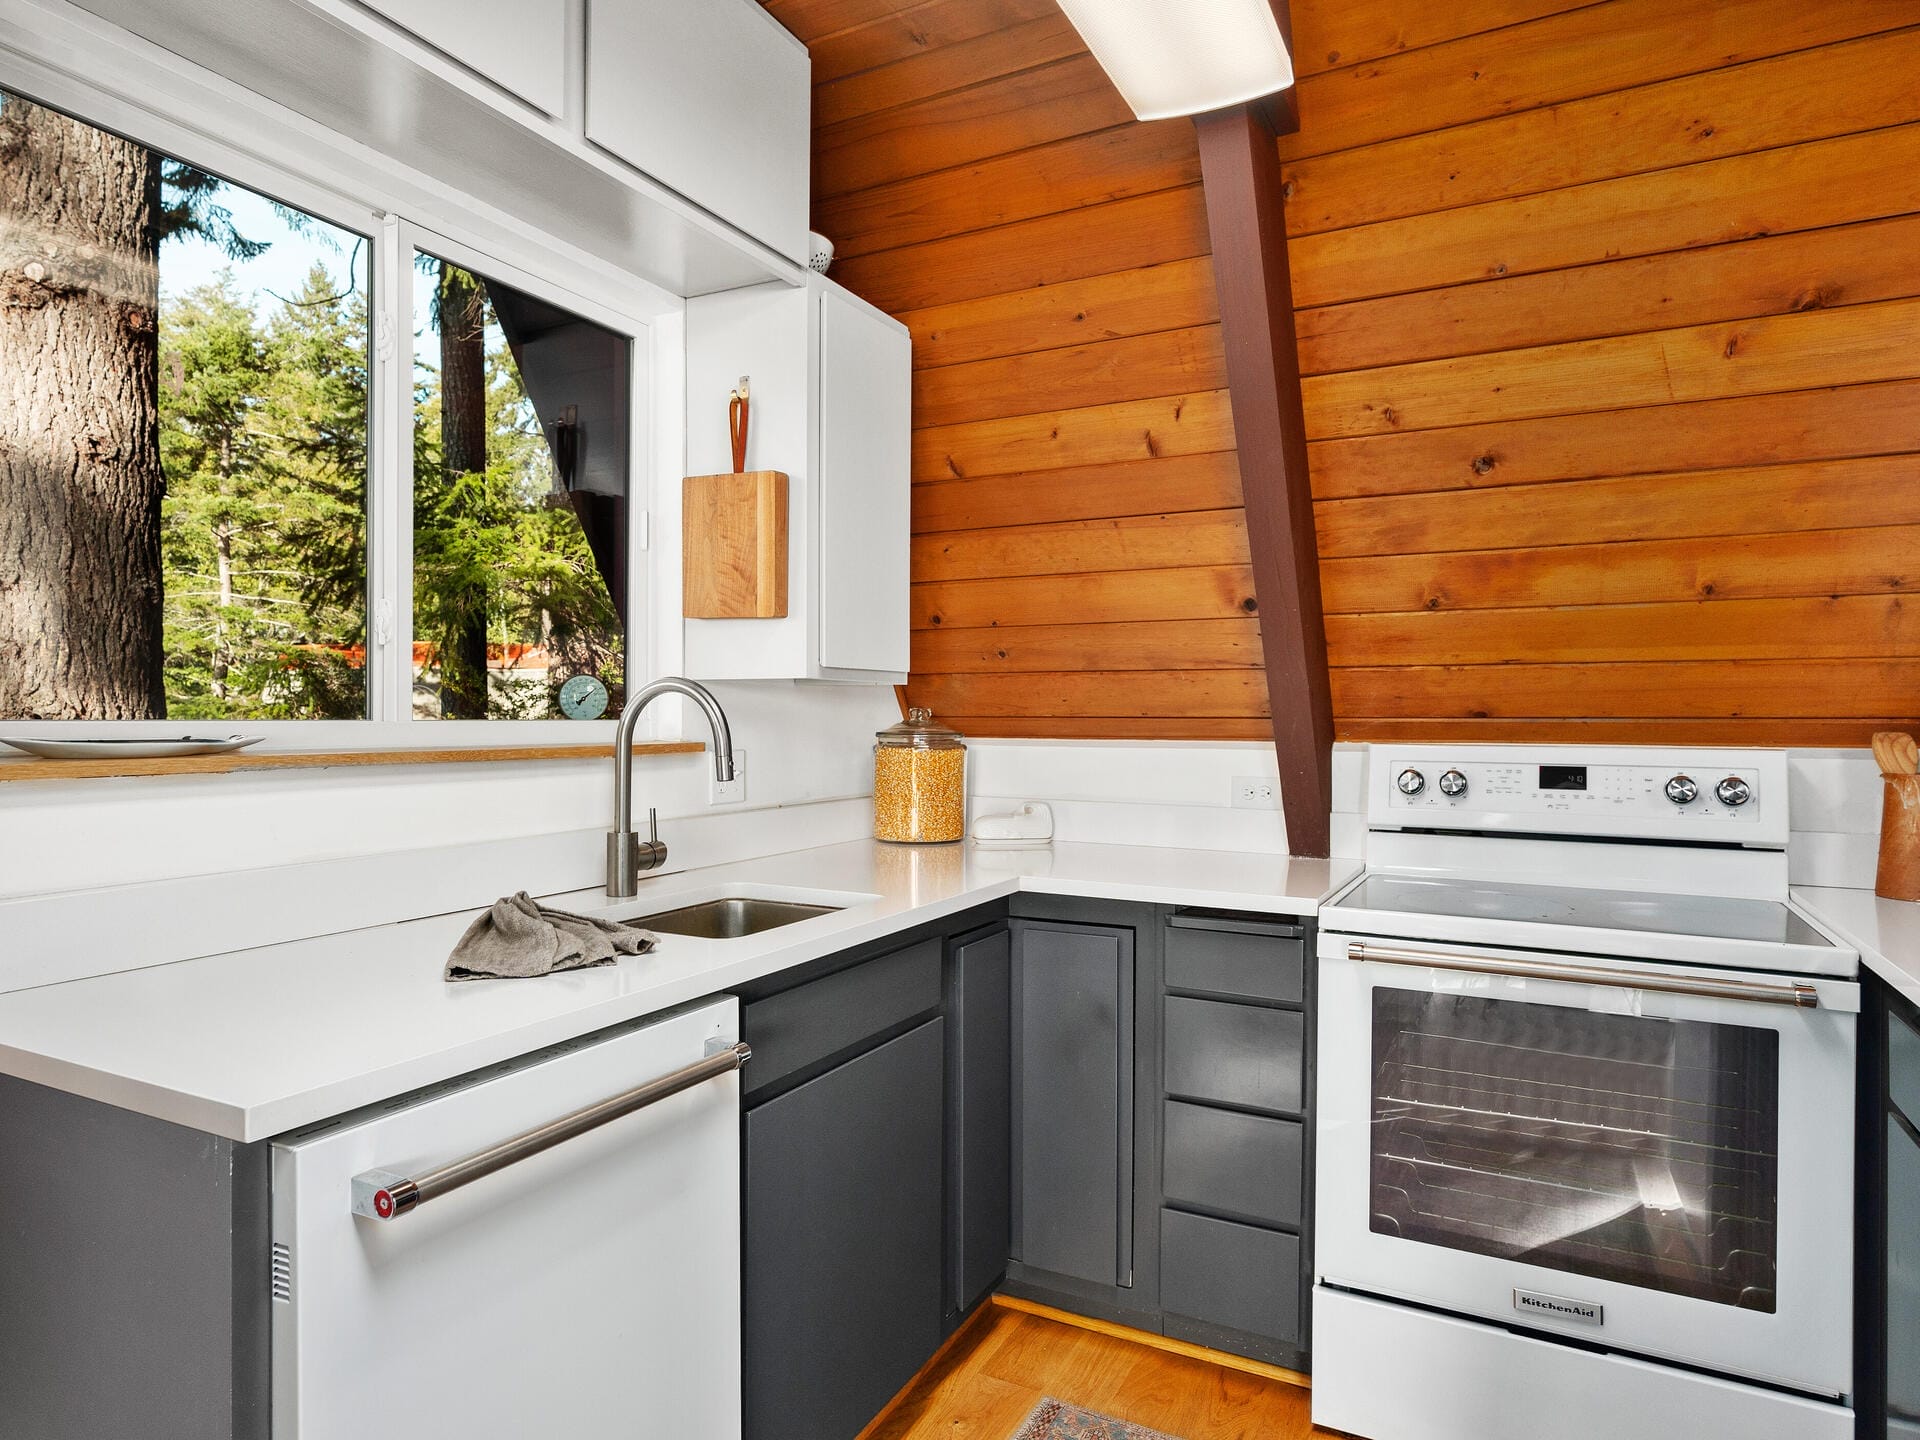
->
861, 1299, 1339, 1440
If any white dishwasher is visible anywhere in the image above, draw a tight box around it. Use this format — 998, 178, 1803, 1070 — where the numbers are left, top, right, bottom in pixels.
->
270, 997, 744, 1439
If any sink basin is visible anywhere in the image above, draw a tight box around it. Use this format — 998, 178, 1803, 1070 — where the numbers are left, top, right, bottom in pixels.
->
635, 896, 842, 939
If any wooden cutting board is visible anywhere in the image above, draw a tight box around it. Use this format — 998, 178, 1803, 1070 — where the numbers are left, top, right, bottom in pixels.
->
684, 470, 789, 618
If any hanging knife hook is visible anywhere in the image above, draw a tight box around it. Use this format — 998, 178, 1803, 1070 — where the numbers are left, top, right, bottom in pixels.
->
728, 375, 750, 474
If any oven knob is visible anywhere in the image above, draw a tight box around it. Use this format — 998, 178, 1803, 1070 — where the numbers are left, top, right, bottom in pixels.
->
1715, 776, 1752, 807
1665, 775, 1698, 805
1396, 768, 1426, 796
1438, 769, 1469, 798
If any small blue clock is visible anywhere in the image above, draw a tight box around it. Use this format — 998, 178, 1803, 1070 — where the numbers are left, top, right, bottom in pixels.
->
558, 673, 609, 720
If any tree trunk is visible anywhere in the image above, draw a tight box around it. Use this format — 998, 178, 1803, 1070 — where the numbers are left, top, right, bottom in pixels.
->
213, 518, 233, 700
437, 262, 490, 719
0, 97, 165, 718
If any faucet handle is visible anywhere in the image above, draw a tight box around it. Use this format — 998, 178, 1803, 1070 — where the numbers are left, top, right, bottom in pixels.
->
639, 808, 668, 873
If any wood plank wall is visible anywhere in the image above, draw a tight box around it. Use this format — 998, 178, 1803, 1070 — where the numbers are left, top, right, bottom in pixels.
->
766, 0, 1920, 745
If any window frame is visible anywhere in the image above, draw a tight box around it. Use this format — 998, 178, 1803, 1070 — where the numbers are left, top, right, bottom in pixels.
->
388, 220, 653, 738
0, 52, 674, 750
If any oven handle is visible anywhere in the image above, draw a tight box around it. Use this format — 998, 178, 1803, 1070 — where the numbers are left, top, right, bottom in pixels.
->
1346, 941, 1820, 1009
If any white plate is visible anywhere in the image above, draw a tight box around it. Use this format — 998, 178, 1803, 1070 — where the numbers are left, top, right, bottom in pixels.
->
1, 736, 266, 760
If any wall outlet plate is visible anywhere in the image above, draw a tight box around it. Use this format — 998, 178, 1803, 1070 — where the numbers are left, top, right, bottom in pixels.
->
1232, 775, 1279, 809
711, 749, 747, 806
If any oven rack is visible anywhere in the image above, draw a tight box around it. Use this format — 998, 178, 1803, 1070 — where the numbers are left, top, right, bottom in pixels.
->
1379, 1118, 1775, 1210
1379, 1092, 1778, 1164
1370, 1187, 1775, 1288
1371, 1172, 1778, 1308
1382, 1061, 1772, 1150
1374, 1147, 1775, 1237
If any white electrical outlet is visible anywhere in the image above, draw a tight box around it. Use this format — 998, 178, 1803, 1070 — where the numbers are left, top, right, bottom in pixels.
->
1232, 776, 1279, 809
711, 749, 747, 806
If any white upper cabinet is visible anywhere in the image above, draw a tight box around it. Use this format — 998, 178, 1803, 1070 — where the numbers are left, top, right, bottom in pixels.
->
64, 0, 805, 295
585, 0, 812, 265
684, 276, 912, 683
354, 0, 569, 116
818, 285, 911, 675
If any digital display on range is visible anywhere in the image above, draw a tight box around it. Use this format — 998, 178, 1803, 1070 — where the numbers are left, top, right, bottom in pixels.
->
1539, 765, 1588, 791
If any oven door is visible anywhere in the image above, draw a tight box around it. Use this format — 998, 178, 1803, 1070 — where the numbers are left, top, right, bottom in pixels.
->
1316, 931, 1858, 1399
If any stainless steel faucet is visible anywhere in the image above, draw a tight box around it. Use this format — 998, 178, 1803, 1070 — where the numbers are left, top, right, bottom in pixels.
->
608, 677, 737, 898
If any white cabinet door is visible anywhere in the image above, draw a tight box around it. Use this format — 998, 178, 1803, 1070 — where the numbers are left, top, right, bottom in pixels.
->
356, 0, 569, 116
817, 285, 912, 675
586, 0, 811, 264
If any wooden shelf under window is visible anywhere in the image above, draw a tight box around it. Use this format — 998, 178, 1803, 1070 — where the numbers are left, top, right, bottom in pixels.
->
0, 741, 705, 783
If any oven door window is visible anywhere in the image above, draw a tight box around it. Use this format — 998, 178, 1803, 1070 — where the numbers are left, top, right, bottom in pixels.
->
1370, 989, 1779, 1311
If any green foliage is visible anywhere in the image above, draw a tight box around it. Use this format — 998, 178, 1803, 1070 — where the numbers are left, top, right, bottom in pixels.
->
154, 252, 621, 721
159, 268, 368, 719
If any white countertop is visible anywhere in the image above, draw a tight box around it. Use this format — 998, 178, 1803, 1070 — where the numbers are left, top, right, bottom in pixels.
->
0, 839, 1355, 1142
1793, 885, 1920, 1008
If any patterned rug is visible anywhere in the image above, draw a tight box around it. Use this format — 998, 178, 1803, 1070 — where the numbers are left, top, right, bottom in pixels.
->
1010, 1397, 1187, 1440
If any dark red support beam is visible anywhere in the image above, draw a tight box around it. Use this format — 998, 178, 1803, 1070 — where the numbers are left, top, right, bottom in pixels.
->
1193, 81, 1334, 856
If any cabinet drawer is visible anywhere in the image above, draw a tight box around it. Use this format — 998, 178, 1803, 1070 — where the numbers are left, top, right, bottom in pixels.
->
1162, 1101, 1302, 1230
1160, 1208, 1301, 1345
1164, 997, 1304, 1114
743, 938, 943, 1099
1892, 1004, 1920, 1129
1165, 913, 1304, 1004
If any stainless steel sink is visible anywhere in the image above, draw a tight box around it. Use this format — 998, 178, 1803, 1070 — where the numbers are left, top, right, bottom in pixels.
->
635, 897, 842, 939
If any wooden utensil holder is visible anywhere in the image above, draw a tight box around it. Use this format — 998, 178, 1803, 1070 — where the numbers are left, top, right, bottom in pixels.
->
1877, 773, 1920, 901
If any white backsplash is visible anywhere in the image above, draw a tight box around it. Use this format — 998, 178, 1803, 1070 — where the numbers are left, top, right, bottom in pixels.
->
964, 739, 1323, 856
2, 730, 1882, 995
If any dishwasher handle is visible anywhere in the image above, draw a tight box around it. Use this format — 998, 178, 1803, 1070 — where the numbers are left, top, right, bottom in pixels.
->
351, 1039, 750, 1221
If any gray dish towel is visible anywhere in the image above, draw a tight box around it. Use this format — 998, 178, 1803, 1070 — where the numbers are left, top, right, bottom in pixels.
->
445, 892, 659, 982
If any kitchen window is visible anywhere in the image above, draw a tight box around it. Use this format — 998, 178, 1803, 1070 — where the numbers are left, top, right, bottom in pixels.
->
0, 87, 371, 721
409, 252, 630, 721
0, 86, 649, 743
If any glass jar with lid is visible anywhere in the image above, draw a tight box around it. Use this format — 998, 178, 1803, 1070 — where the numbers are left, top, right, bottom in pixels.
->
873, 708, 967, 844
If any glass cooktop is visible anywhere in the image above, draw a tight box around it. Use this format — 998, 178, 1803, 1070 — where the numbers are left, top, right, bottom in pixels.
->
1339, 874, 1833, 948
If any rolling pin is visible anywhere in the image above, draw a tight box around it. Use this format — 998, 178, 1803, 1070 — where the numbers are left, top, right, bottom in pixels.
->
1873, 730, 1920, 901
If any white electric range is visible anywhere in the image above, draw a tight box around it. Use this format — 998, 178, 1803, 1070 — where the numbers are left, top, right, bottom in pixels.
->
1313, 745, 1859, 1440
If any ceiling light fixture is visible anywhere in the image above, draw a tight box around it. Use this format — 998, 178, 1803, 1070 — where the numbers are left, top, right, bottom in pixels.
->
1055, 0, 1296, 122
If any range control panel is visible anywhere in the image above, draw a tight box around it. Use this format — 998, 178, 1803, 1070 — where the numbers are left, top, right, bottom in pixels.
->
1367, 745, 1789, 848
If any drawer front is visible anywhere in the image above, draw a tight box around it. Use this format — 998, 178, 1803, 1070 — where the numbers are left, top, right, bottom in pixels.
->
1162, 1100, 1303, 1230
1165, 916, 1305, 1005
744, 938, 943, 1099
1164, 996, 1304, 1114
1160, 1208, 1301, 1344
1893, 1003, 1920, 1130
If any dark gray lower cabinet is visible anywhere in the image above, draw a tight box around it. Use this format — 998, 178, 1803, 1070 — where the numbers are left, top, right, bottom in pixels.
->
739, 898, 1315, 1437
743, 1017, 946, 1440
1159, 909, 1313, 1369
1889, 1110, 1920, 1435
1011, 918, 1136, 1291
0, 1074, 269, 1440
949, 924, 1012, 1319
1880, 984, 1920, 1439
